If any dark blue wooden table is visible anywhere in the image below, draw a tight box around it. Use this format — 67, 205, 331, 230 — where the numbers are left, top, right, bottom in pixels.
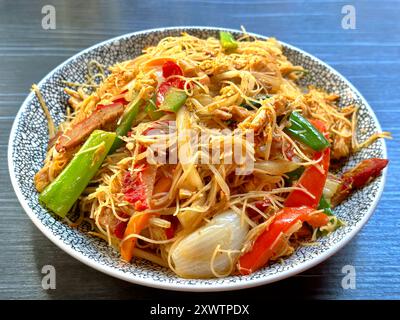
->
0, 0, 399, 300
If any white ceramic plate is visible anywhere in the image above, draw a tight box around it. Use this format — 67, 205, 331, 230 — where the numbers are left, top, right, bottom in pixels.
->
8, 27, 387, 291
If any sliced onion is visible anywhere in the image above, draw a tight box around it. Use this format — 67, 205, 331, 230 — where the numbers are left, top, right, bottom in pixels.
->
323, 175, 341, 201
195, 94, 214, 106
254, 159, 300, 175
251, 71, 282, 93
171, 210, 249, 278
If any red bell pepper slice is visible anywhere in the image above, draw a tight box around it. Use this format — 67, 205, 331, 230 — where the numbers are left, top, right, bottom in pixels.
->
122, 171, 148, 211
112, 90, 129, 105
122, 165, 156, 211
156, 82, 174, 106
308, 119, 327, 134
95, 104, 111, 111
284, 147, 331, 208
162, 61, 183, 78
164, 215, 179, 239
120, 164, 156, 262
156, 61, 186, 107
96, 90, 129, 110
114, 219, 128, 239
341, 158, 388, 189
247, 199, 270, 221
238, 206, 329, 275
120, 166, 174, 261
112, 97, 128, 105
331, 158, 388, 206
284, 119, 331, 208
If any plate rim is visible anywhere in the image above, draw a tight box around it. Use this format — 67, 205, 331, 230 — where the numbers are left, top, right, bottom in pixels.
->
8, 26, 388, 292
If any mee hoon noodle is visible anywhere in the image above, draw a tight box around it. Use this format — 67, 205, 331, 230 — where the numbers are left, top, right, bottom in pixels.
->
34, 32, 390, 278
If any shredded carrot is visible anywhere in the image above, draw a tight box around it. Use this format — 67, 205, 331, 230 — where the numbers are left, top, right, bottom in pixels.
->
120, 212, 152, 262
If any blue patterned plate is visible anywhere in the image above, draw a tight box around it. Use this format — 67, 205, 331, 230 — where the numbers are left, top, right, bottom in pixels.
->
8, 27, 387, 291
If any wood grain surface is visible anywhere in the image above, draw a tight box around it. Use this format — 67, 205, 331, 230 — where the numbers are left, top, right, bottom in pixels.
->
0, 0, 399, 300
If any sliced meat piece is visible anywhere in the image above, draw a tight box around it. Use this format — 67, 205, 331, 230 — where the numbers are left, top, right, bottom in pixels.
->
48, 130, 62, 150
331, 158, 388, 206
230, 105, 252, 121
212, 107, 232, 120
55, 102, 124, 152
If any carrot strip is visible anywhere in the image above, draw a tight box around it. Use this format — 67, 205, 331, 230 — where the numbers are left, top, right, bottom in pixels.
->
120, 212, 152, 262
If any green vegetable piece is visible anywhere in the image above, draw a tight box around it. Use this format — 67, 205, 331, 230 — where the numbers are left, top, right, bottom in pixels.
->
39, 130, 116, 218
285, 111, 330, 151
316, 197, 344, 237
316, 195, 345, 237
318, 195, 334, 216
109, 99, 142, 153
145, 96, 164, 120
159, 87, 187, 113
219, 31, 238, 50
284, 166, 305, 186
286, 166, 305, 180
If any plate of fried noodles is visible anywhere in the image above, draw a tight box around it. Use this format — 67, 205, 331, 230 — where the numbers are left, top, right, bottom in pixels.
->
8, 27, 390, 291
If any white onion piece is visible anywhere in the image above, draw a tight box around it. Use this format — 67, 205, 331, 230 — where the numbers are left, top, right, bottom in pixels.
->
254, 160, 300, 175
171, 210, 249, 278
323, 176, 341, 201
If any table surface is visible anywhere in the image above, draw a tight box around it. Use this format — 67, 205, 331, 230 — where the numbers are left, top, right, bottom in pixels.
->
1, 0, 399, 300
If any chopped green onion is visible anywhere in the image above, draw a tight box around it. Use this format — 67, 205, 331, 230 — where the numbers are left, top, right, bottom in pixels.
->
241, 94, 271, 109
109, 99, 143, 153
158, 87, 187, 113
284, 166, 305, 186
219, 31, 238, 51
145, 96, 164, 120
318, 195, 334, 216
285, 111, 330, 151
